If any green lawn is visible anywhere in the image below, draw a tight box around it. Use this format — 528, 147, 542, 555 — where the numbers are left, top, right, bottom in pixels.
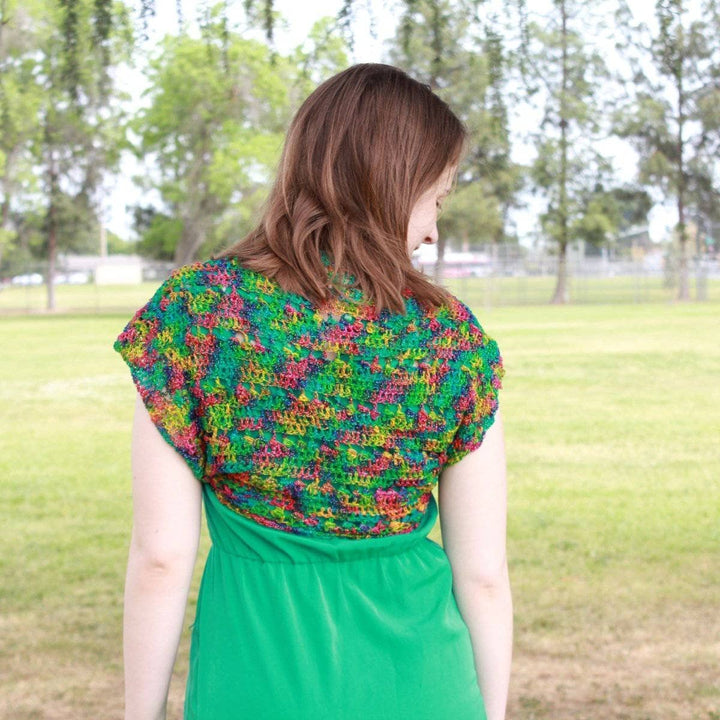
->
0, 297, 718, 719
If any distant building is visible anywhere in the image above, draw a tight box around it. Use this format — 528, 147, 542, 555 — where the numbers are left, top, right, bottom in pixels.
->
412, 245, 493, 277
58, 254, 171, 284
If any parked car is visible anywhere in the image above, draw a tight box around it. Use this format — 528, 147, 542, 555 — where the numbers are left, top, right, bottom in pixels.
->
11, 273, 43, 286
56, 271, 90, 285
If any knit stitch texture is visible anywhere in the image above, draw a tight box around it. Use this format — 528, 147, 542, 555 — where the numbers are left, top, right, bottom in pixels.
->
114, 256, 504, 538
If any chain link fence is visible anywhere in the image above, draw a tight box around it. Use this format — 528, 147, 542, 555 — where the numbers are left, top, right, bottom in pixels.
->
421, 245, 719, 307
1, 250, 718, 314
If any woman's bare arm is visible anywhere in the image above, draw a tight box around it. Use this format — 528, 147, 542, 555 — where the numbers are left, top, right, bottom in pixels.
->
123, 392, 202, 720
438, 410, 512, 720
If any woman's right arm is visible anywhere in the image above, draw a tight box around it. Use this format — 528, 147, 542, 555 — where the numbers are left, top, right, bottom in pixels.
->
124, 392, 202, 720
438, 410, 512, 720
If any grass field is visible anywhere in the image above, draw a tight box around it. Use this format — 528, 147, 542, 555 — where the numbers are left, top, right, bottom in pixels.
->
0, 291, 718, 719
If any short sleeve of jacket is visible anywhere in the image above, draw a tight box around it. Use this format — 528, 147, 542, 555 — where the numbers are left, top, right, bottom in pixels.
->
113, 268, 206, 481
445, 311, 505, 466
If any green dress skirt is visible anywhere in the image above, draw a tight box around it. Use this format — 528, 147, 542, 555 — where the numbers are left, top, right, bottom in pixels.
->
184, 485, 487, 720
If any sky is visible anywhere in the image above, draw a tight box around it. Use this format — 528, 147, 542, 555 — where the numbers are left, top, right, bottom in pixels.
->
104, 0, 676, 245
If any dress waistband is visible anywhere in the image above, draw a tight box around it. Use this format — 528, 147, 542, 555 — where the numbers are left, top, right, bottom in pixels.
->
202, 485, 440, 564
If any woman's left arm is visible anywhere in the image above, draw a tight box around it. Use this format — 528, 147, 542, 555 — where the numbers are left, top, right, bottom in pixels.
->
123, 391, 202, 720
439, 410, 512, 720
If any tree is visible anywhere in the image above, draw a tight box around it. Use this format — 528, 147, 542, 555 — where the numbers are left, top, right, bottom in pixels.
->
522, 0, 614, 303
0, 0, 44, 273
131, 205, 179, 260
132, 14, 347, 265
572, 183, 652, 254
614, 0, 720, 300
39, 0, 130, 308
388, 0, 522, 279
0, 0, 131, 307
439, 183, 506, 251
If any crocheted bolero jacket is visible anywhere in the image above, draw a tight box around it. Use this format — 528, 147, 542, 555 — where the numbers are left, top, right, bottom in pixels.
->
114, 256, 504, 538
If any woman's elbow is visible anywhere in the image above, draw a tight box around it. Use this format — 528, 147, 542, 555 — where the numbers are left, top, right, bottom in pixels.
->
127, 531, 198, 578
452, 558, 510, 594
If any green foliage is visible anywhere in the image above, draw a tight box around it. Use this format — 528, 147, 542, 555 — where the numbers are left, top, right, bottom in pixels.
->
525, 4, 611, 236
571, 190, 619, 247
58, 0, 81, 99
289, 16, 349, 90
3, 0, 718, 302
140, 0, 277, 42
3, 206, 44, 272
0, 1, 46, 269
440, 182, 505, 248
521, 0, 617, 301
0, 0, 132, 302
132, 14, 348, 264
133, 31, 286, 262
45, 189, 102, 255
611, 186, 653, 229
105, 227, 135, 254
389, 0, 522, 248
613, 0, 720, 298
133, 208, 182, 261
0, 226, 17, 268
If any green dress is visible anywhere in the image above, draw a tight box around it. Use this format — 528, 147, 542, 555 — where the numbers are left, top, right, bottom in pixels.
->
114, 256, 504, 720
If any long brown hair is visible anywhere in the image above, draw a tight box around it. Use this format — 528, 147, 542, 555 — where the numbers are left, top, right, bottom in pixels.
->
217, 63, 466, 314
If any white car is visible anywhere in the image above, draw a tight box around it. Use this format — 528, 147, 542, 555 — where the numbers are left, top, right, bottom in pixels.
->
11, 273, 43, 286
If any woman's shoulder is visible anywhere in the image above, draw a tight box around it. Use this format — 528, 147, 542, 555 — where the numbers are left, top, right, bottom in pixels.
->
160, 255, 253, 289
155, 256, 286, 309
410, 290, 494, 350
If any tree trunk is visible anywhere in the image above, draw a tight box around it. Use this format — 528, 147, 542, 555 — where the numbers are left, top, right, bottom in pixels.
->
46, 152, 58, 311
0, 0, 9, 272
47, 199, 57, 311
175, 225, 203, 266
677, 201, 690, 301
0, 195, 9, 269
675, 5, 690, 301
553, 0, 570, 304
174, 210, 212, 266
551, 241, 569, 304
173, 145, 216, 265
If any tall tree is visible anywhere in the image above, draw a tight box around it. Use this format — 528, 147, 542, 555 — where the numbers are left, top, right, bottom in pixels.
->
0, 0, 43, 273
38, 0, 130, 309
614, 0, 720, 300
133, 15, 348, 265
522, 0, 613, 303
388, 0, 521, 279
2, 0, 131, 307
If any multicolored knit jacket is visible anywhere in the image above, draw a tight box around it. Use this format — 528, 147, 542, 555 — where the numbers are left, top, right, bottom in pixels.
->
114, 256, 504, 538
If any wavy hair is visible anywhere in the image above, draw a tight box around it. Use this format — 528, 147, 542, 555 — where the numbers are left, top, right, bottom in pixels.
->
217, 63, 467, 314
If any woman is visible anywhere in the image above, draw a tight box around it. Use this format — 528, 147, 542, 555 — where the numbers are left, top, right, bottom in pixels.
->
116, 63, 512, 720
